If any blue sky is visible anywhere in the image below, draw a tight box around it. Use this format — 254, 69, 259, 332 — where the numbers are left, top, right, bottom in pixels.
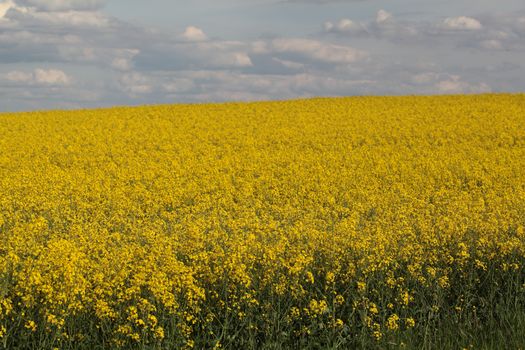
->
0, 0, 524, 111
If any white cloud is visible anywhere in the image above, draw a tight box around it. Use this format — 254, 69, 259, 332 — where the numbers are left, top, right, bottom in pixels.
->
147, 40, 253, 69
182, 26, 207, 42
411, 72, 441, 85
443, 16, 482, 30
251, 41, 268, 54
162, 78, 195, 94
270, 38, 366, 64
323, 10, 419, 40
232, 52, 253, 67
272, 57, 305, 70
0, 0, 14, 18
6, 6, 111, 27
323, 11, 515, 49
34, 68, 70, 84
376, 9, 392, 24
436, 75, 490, 93
15, 0, 106, 11
479, 39, 503, 50
111, 57, 132, 71
324, 18, 366, 34
6, 70, 32, 82
6, 68, 70, 85
109, 50, 139, 71
119, 72, 153, 95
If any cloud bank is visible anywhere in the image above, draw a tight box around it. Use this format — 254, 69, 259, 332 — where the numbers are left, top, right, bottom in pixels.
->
0, 0, 524, 111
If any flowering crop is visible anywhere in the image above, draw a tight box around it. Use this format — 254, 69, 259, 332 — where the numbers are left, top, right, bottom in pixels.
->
1, 94, 525, 349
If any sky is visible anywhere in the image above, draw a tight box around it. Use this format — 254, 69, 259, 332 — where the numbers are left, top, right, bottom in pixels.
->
0, 0, 524, 111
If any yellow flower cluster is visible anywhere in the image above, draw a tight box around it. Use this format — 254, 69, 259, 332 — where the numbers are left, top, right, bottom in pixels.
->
0, 94, 524, 347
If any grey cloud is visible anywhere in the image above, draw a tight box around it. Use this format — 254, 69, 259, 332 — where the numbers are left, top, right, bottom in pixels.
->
441, 16, 482, 31
6, 6, 111, 28
324, 9, 525, 51
15, 0, 106, 11
285, 0, 367, 3
268, 38, 367, 64
245, 38, 367, 76
5, 68, 71, 85
324, 19, 368, 35
134, 40, 253, 71
0, 0, 524, 112
324, 10, 425, 43
1, 3, 255, 72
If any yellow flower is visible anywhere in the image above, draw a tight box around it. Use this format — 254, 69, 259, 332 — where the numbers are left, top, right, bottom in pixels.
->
438, 276, 450, 289
25, 320, 37, 332
386, 314, 400, 331
154, 326, 165, 340
305, 271, 315, 284
326, 271, 335, 284
0, 94, 524, 346
309, 299, 329, 315
290, 307, 300, 318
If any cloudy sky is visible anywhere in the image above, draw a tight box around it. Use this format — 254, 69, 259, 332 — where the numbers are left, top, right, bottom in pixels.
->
0, 0, 524, 111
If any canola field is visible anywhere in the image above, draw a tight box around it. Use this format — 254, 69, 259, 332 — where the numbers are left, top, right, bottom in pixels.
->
1, 94, 525, 349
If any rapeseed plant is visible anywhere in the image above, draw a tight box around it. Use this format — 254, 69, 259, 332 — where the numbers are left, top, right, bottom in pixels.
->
0, 94, 524, 349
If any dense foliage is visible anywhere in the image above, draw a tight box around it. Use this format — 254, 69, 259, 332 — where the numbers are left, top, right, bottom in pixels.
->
1, 94, 525, 349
